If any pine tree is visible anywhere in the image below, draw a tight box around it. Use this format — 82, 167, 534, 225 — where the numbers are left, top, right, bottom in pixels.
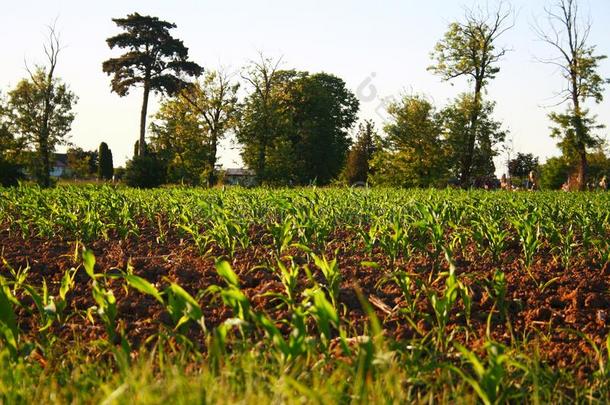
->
98, 142, 114, 180
102, 13, 203, 157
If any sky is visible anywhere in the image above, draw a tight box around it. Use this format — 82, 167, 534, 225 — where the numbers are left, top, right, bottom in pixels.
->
2, 0, 609, 172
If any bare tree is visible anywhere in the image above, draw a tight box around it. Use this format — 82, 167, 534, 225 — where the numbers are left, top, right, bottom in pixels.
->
534, 0, 608, 190
10, 22, 76, 187
26, 23, 61, 187
429, 1, 513, 187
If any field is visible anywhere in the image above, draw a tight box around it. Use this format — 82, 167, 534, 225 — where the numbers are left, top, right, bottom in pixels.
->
1, 186, 610, 403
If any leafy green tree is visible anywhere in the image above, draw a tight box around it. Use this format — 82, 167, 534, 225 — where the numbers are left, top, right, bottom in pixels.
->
535, 0, 608, 190
102, 13, 203, 158
343, 120, 378, 185
238, 65, 359, 185
540, 156, 571, 190
237, 55, 284, 183
372, 95, 448, 188
150, 89, 210, 185
429, 3, 512, 187
0, 96, 23, 186
5, 26, 76, 187
7, 68, 76, 186
440, 94, 507, 186
97, 142, 114, 180
508, 152, 539, 185
369, 149, 419, 188
0, 92, 21, 163
0, 93, 13, 153
288, 72, 359, 185
540, 148, 610, 190
66, 147, 92, 179
586, 146, 610, 185
176, 70, 240, 186
151, 71, 239, 186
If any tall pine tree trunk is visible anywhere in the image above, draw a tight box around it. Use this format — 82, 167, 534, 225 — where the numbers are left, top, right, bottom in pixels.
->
139, 80, 150, 157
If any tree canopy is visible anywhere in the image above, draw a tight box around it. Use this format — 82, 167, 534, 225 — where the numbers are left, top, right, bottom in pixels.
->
429, 3, 512, 187
238, 65, 359, 185
102, 13, 203, 157
6, 67, 76, 185
440, 94, 506, 186
343, 120, 378, 185
371, 95, 447, 188
535, 0, 609, 189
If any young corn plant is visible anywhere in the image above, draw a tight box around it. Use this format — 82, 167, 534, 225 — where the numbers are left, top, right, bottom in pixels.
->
164, 283, 206, 332
0, 275, 21, 359
382, 270, 424, 333
268, 217, 296, 257
473, 216, 510, 264
1, 258, 30, 295
512, 213, 542, 276
557, 224, 578, 269
209, 218, 250, 258
302, 287, 345, 355
311, 254, 342, 309
23, 268, 76, 336
207, 260, 251, 331
82, 249, 132, 372
415, 201, 448, 271
427, 269, 471, 350
83, 249, 119, 343
264, 260, 301, 311
378, 221, 408, 267
178, 221, 212, 257
356, 222, 380, 254
120, 266, 205, 346
449, 341, 521, 405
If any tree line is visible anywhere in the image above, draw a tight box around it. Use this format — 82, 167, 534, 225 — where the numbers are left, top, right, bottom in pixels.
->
1, 0, 608, 189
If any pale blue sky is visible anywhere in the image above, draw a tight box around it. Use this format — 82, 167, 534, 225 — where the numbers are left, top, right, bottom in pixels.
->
2, 0, 609, 171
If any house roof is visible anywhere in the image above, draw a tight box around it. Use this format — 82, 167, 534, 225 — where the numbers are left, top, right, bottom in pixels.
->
54, 153, 68, 166
225, 168, 255, 176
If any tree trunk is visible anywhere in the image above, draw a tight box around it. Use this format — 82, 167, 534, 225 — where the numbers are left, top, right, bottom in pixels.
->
39, 74, 54, 188
460, 80, 483, 188
256, 137, 267, 184
139, 81, 151, 157
577, 149, 587, 191
571, 71, 587, 191
207, 134, 218, 187
39, 136, 51, 188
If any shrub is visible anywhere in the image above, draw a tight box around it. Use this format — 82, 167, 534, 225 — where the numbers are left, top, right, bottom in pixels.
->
124, 155, 166, 188
98, 142, 114, 180
0, 160, 24, 187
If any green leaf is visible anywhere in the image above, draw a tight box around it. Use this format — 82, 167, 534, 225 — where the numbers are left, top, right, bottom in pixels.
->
82, 249, 96, 278
125, 275, 164, 304
0, 284, 19, 355
215, 260, 239, 287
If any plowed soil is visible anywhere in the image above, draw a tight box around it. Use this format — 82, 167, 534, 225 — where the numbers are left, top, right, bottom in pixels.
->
1, 219, 609, 376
